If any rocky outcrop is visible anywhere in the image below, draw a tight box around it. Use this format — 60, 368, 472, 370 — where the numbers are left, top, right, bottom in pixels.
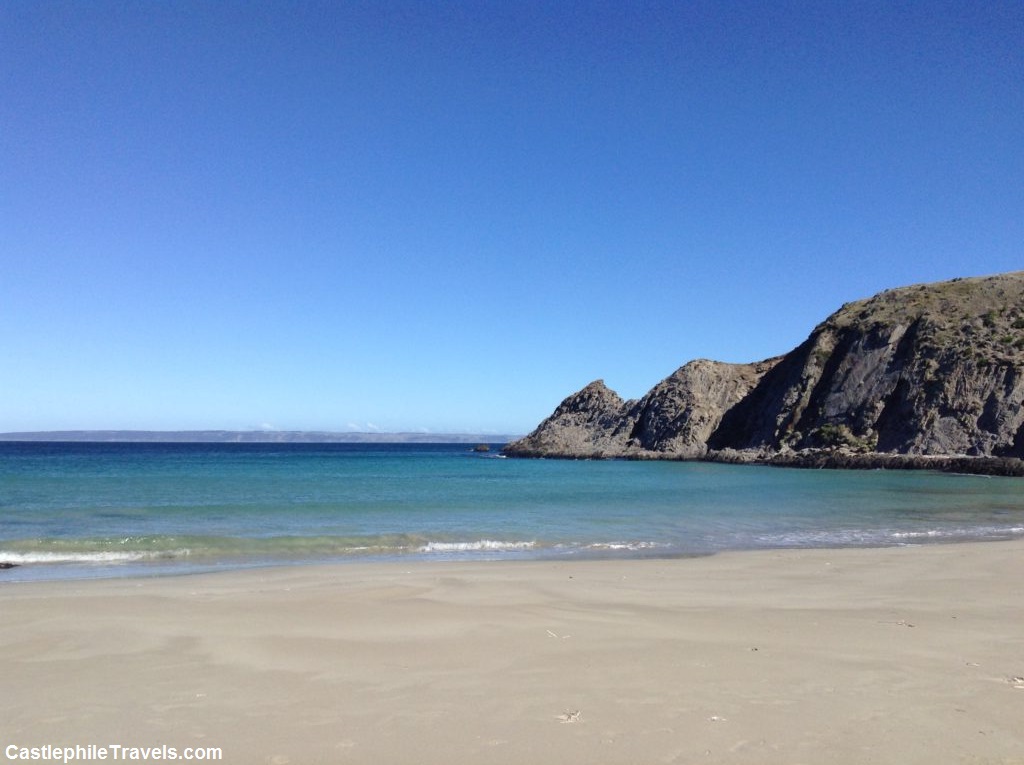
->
505, 272, 1024, 471
626, 358, 781, 456
506, 359, 780, 459
501, 380, 636, 459
708, 272, 1024, 457
706, 449, 1024, 476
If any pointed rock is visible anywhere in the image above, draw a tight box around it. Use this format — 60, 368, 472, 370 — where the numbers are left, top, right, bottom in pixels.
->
508, 271, 1024, 466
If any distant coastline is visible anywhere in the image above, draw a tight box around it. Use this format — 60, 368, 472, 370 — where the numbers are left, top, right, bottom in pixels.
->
0, 430, 520, 444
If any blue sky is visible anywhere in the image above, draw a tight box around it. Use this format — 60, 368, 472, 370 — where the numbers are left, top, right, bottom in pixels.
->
2, 1, 1022, 435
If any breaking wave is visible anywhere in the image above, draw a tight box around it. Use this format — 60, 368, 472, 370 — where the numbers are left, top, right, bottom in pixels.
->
0, 549, 190, 565
418, 540, 537, 553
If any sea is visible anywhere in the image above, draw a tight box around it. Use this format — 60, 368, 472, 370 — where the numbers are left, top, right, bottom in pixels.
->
2, 441, 1023, 582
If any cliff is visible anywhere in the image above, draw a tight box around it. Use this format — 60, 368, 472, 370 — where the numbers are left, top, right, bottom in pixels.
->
505, 272, 1024, 472
507, 359, 781, 459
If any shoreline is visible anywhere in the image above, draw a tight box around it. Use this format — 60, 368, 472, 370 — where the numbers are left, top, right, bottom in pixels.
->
501, 446, 1024, 475
707, 449, 1024, 476
4, 530, 1024, 584
2, 541, 1023, 763
504, 446, 1024, 477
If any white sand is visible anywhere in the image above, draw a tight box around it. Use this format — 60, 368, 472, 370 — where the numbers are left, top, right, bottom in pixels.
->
2, 541, 1024, 764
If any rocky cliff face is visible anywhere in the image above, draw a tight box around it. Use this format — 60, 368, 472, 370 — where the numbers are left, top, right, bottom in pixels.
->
506, 272, 1024, 465
627, 358, 781, 456
507, 358, 780, 459
505, 380, 635, 459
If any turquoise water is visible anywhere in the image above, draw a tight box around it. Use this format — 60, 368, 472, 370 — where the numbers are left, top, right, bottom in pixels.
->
1, 442, 1023, 581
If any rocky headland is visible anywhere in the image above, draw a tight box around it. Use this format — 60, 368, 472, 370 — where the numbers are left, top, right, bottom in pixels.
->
504, 272, 1024, 475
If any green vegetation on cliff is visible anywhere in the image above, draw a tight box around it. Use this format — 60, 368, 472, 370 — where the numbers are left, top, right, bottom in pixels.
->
506, 272, 1024, 472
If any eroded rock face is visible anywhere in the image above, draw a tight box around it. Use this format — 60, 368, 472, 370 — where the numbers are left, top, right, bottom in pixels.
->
503, 380, 637, 458
505, 359, 780, 459
506, 272, 1024, 462
626, 358, 781, 457
710, 272, 1024, 457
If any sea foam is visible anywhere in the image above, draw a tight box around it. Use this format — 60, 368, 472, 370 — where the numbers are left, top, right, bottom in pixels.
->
0, 549, 190, 565
418, 540, 536, 553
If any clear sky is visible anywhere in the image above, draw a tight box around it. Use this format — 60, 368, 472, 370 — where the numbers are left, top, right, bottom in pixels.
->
2, 1, 1022, 435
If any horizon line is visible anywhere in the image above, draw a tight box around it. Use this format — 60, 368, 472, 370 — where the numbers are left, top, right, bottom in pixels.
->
0, 429, 523, 444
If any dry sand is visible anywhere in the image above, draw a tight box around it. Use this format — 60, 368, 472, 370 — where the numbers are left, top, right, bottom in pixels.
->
2, 541, 1023, 765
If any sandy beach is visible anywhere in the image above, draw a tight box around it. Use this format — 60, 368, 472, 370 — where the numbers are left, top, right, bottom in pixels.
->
2, 541, 1023, 765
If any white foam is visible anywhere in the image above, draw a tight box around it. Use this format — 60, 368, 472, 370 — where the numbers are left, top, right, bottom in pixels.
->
890, 525, 1024, 541
418, 540, 536, 553
0, 550, 190, 565
586, 541, 666, 551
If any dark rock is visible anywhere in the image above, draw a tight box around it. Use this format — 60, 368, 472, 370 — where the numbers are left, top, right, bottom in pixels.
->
505, 271, 1024, 471
504, 380, 637, 459
705, 448, 1024, 477
627, 358, 783, 457
710, 272, 1024, 457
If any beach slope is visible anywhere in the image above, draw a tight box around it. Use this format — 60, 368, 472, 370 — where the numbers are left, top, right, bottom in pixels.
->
2, 542, 1023, 764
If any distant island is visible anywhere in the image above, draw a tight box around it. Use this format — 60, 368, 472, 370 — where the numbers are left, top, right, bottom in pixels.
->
0, 430, 519, 444
504, 271, 1024, 476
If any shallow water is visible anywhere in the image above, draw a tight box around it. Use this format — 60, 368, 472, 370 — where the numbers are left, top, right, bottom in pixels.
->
1, 442, 1022, 580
